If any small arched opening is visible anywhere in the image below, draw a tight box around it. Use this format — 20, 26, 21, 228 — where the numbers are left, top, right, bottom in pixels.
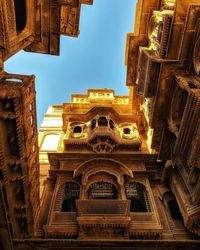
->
98, 116, 108, 127
73, 126, 82, 134
123, 128, 131, 134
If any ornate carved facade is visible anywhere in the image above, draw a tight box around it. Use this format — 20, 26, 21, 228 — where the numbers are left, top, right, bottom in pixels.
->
0, 0, 93, 72
125, 0, 200, 240
0, 73, 39, 249
0, 0, 200, 249
38, 89, 163, 241
34, 87, 199, 249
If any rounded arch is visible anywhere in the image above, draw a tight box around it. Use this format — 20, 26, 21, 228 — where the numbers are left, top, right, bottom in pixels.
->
70, 121, 86, 138
98, 116, 108, 126
118, 122, 137, 128
123, 128, 131, 134
118, 122, 138, 133
85, 172, 119, 191
73, 126, 82, 133
70, 121, 86, 127
84, 167, 122, 184
118, 122, 139, 140
73, 158, 133, 181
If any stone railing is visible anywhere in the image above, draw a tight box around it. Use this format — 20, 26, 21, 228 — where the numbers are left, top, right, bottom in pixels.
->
77, 199, 130, 215
76, 199, 131, 228
89, 126, 141, 145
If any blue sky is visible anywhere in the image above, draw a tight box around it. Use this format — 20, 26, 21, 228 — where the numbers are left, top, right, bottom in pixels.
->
5, 0, 136, 127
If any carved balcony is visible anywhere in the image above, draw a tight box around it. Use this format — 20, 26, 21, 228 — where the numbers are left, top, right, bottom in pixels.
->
137, 49, 160, 98
89, 126, 115, 140
76, 199, 131, 228
64, 126, 141, 152
89, 126, 141, 148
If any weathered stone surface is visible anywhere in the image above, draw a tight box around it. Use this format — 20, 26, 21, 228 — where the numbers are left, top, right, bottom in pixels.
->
0, 0, 200, 249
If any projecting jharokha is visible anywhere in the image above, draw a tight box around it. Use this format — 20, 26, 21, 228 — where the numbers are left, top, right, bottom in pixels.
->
0, 0, 200, 250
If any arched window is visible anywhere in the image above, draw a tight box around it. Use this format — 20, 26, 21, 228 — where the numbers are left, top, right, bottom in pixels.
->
109, 120, 114, 130
125, 182, 151, 212
41, 134, 59, 151
98, 116, 108, 127
61, 182, 80, 212
88, 181, 118, 199
14, 0, 27, 32
123, 128, 131, 134
91, 119, 96, 130
73, 126, 82, 134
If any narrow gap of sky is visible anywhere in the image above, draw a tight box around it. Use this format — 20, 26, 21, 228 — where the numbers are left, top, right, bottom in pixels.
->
5, 0, 136, 127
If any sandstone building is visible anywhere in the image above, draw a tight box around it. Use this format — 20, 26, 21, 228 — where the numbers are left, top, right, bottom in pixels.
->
0, 0, 93, 72
0, 0, 200, 249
